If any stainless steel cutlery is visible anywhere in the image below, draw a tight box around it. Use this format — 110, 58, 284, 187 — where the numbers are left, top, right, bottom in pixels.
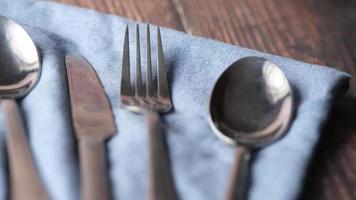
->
120, 24, 178, 200
66, 55, 117, 200
209, 56, 293, 200
0, 15, 49, 200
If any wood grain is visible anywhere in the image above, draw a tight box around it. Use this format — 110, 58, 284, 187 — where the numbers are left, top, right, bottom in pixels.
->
54, 0, 184, 30
173, 0, 356, 69
54, 0, 356, 199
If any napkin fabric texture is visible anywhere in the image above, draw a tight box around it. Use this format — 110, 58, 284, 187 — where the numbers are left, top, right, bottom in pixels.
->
0, 0, 350, 200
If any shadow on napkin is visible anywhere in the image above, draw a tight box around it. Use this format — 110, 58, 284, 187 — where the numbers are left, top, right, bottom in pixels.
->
299, 93, 356, 199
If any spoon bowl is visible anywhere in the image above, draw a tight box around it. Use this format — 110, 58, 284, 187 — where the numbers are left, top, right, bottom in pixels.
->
0, 15, 40, 97
208, 56, 294, 199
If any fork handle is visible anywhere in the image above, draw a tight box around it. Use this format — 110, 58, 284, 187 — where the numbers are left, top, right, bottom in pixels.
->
1, 99, 50, 200
79, 139, 110, 200
145, 111, 178, 200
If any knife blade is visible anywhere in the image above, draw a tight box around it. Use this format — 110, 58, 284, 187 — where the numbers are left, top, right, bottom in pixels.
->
65, 55, 116, 200
66, 55, 116, 139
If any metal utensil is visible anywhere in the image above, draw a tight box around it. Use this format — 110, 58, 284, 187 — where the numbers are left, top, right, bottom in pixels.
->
65, 55, 117, 200
0, 15, 49, 200
120, 24, 178, 200
208, 56, 294, 200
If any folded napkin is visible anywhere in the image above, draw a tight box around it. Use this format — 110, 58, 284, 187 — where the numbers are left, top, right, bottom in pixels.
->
0, 0, 350, 200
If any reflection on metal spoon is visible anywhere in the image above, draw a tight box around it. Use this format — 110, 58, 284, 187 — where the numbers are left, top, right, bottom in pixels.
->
0, 16, 40, 93
209, 56, 294, 200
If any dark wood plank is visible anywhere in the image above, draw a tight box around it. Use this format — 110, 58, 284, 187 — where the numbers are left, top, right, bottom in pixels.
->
54, 0, 184, 30
173, 0, 356, 71
54, 0, 356, 199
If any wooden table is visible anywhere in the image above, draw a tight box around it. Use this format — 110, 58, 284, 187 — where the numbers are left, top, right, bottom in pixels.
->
55, 0, 356, 199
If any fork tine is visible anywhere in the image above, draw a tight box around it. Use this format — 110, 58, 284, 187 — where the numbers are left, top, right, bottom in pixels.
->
121, 25, 131, 96
157, 27, 169, 98
135, 24, 142, 96
146, 24, 153, 97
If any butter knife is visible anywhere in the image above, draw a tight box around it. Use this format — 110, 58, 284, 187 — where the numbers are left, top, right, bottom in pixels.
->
65, 55, 117, 200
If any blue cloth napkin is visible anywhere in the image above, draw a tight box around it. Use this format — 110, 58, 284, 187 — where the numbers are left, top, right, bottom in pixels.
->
0, 0, 350, 200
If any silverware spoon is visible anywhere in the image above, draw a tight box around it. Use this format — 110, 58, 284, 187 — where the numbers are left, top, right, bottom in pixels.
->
208, 56, 294, 200
0, 15, 49, 200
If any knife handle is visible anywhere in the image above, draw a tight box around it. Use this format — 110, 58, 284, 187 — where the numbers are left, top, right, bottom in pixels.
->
1, 99, 50, 200
79, 139, 110, 200
145, 111, 178, 200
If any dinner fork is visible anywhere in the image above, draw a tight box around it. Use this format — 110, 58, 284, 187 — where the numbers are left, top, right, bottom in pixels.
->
120, 24, 178, 200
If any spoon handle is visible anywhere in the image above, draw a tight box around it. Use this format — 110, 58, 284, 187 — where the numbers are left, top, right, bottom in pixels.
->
1, 99, 49, 200
226, 146, 251, 200
145, 111, 178, 200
